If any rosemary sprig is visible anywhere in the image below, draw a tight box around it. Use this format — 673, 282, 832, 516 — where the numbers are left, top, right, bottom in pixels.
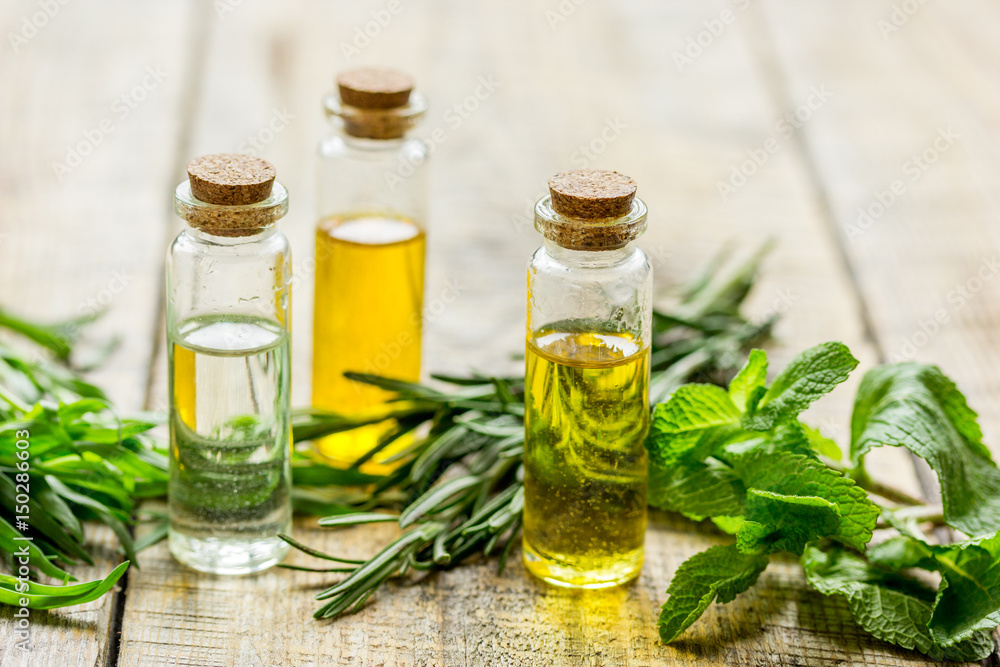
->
285, 246, 777, 619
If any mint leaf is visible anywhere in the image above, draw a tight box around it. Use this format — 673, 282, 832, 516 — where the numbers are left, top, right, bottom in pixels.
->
729, 349, 767, 412
802, 544, 995, 661
734, 451, 878, 552
769, 422, 819, 459
851, 363, 1000, 537
736, 490, 840, 555
866, 527, 1000, 647
743, 342, 858, 431
928, 531, 1000, 647
800, 423, 842, 461
711, 516, 744, 535
649, 459, 745, 521
647, 385, 740, 466
658, 544, 769, 643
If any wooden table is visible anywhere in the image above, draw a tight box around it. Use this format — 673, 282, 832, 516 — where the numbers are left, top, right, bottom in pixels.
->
2, 0, 999, 664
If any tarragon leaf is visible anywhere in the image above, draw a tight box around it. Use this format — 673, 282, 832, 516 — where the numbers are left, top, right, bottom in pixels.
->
802, 544, 994, 661
658, 544, 769, 643
851, 363, 1000, 537
743, 342, 858, 431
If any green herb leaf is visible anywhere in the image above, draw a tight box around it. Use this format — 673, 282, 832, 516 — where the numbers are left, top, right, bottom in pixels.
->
802, 544, 995, 661
743, 342, 858, 431
646, 385, 740, 466
0, 561, 129, 610
850, 363, 1000, 537
927, 531, 1000, 647
728, 349, 767, 412
648, 459, 745, 521
736, 490, 840, 555
800, 423, 842, 461
658, 544, 769, 643
734, 451, 878, 552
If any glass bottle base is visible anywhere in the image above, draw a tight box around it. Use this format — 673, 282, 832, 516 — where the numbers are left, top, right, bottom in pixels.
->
169, 530, 289, 575
522, 541, 643, 589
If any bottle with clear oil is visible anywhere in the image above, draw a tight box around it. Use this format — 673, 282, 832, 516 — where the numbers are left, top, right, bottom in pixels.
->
167, 154, 292, 575
312, 68, 429, 472
523, 169, 652, 589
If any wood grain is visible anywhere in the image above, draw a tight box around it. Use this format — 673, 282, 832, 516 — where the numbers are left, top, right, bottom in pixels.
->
114, 0, 961, 665
1, 0, 996, 664
0, 1, 197, 665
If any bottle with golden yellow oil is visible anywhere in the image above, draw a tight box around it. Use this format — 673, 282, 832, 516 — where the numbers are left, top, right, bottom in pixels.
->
313, 68, 429, 471
523, 169, 652, 589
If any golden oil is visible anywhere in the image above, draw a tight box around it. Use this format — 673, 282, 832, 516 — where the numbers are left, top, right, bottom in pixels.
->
311, 213, 425, 472
522, 328, 649, 588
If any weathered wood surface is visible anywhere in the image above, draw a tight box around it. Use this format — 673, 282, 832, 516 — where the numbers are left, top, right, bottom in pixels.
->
0, 0, 997, 665
0, 1, 196, 666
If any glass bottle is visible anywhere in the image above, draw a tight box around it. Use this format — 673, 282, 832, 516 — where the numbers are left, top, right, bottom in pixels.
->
312, 68, 429, 472
167, 154, 292, 575
522, 169, 652, 589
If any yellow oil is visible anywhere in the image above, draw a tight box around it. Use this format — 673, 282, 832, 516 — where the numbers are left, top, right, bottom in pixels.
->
311, 214, 425, 473
523, 329, 649, 589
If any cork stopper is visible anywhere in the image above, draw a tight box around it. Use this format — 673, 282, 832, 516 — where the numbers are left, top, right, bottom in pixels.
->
187, 154, 276, 205
176, 154, 287, 238
327, 68, 425, 140
536, 169, 646, 250
337, 68, 414, 109
548, 170, 637, 219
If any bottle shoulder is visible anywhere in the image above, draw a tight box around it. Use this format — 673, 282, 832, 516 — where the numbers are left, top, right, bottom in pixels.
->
319, 134, 427, 158
168, 228, 290, 260
529, 245, 651, 277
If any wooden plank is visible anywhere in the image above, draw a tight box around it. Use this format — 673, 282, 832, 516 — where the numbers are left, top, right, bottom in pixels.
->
0, 1, 198, 665
758, 0, 1000, 458
113, 1, 954, 665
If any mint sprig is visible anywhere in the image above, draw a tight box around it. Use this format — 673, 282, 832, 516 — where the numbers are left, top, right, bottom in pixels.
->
851, 363, 1000, 537
652, 343, 1000, 661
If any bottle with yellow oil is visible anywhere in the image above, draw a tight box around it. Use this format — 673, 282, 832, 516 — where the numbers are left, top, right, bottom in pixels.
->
523, 169, 652, 589
313, 68, 429, 471
166, 154, 292, 574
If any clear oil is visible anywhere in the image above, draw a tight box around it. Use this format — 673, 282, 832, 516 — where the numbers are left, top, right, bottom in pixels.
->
168, 314, 292, 574
523, 327, 649, 588
311, 214, 425, 472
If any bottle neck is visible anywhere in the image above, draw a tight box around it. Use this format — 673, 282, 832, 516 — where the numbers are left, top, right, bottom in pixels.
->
186, 224, 278, 245
542, 239, 638, 267
334, 128, 410, 150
